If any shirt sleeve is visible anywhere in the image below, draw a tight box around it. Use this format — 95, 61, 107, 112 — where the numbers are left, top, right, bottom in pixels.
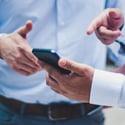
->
90, 69, 125, 107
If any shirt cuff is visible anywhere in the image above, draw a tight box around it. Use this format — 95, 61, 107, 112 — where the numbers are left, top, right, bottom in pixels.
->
90, 69, 125, 106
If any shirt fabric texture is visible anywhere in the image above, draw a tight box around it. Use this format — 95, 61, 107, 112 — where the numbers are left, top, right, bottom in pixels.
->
0, 0, 124, 106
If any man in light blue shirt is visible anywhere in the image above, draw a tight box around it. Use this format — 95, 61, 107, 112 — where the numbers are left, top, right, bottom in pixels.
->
0, 0, 124, 125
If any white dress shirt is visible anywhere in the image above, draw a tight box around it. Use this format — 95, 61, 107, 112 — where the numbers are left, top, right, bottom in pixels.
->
90, 69, 125, 107
0, 0, 123, 104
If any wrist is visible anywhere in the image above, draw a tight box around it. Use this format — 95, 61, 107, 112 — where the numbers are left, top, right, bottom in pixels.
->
86, 66, 94, 102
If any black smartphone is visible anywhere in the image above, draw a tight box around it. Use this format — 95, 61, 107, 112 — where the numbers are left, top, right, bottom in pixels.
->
32, 48, 70, 74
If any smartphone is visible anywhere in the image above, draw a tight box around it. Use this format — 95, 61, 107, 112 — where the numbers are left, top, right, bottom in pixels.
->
32, 48, 70, 74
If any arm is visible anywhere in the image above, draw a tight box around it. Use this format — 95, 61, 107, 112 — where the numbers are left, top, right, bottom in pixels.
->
0, 20, 41, 75
43, 58, 125, 107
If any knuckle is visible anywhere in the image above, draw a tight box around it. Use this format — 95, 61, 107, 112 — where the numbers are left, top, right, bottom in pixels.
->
11, 65, 18, 71
15, 55, 22, 62
103, 39, 113, 45
17, 45, 25, 51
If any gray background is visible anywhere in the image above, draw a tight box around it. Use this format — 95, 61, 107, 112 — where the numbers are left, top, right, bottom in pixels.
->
104, 107, 125, 125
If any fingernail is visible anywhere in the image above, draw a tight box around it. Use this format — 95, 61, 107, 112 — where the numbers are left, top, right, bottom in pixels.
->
60, 60, 66, 67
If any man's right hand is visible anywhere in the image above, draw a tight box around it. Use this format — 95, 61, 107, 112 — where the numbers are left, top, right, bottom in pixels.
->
42, 58, 94, 102
0, 21, 42, 75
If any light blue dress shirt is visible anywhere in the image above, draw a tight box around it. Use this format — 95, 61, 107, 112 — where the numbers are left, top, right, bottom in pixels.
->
0, 0, 123, 104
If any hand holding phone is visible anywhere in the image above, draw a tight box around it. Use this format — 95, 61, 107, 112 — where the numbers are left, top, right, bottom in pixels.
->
32, 48, 70, 74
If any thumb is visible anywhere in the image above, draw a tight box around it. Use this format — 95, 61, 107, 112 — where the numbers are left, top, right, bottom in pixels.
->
108, 8, 124, 30
59, 58, 86, 75
16, 20, 32, 38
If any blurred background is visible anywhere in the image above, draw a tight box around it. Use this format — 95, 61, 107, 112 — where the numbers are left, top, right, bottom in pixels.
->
104, 107, 125, 125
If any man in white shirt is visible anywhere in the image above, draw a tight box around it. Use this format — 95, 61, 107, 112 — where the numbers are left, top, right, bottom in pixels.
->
0, 1, 124, 125
45, 8, 125, 108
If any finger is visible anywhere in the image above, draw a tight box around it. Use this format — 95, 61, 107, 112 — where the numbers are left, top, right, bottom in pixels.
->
108, 8, 124, 30
100, 38, 116, 45
14, 68, 31, 76
98, 26, 121, 37
97, 36, 117, 45
46, 74, 69, 95
41, 61, 63, 81
95, 26, 121, 44
11, 61, 39, 75
12, 65, 34, 76
95, 31, 115, 45
86, 13, 103, 35
46, 74, 66, 94
46, 74, 59, 88
17, 57, 41, 71
19, 47, 41, 68
86, 17, 102, 35
59, 58, 86, 75
16, 20, 32, 38
51, 88, 61, 94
